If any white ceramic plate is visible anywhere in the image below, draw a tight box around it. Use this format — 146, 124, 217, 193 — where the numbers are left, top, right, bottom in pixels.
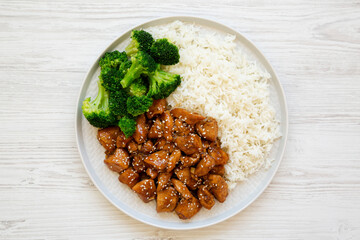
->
75, 16, 288, 230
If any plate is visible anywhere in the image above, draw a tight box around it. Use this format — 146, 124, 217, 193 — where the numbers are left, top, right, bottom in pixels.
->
75, 16, 288, 230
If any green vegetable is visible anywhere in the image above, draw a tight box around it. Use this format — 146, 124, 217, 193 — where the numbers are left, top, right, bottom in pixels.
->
100, 54, 132, 91
125, 30, 154, 56
128, 76, 149, 97
120, 51, 157, 88
150, 38, 180, 65
82, 33, 183, 133
99, 50, 129, 69
118, 116, 137, 138
82, 80, 116, 128
100, 67, 124, 91
147, 64, 181, 99
109, 89, 129, 117
127, 95, 153, 116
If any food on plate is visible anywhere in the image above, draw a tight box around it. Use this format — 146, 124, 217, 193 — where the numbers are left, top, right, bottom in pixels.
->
82, 29, 181, 138
99, 101, 229, 219
82, 21, 280, 220
82, 81, 116, 128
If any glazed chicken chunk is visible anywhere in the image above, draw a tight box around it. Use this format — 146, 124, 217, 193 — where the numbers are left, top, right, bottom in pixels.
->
156, 187, 178, 213
195, 117, 218, 142
174, 133, 202, 155
132, 179, 156, 203
118, 168, 139, 188
98, 126, 120, 153
175, 197, 202, 220
104, 148, 130, 172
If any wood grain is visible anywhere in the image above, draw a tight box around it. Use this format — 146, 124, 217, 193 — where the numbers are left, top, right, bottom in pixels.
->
0, 0, 359, 239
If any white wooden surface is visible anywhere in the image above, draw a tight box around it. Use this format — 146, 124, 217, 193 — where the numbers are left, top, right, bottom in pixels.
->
0, 0, 359, 239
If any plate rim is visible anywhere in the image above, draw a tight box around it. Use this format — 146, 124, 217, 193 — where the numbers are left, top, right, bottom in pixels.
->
75, 15, 288, 230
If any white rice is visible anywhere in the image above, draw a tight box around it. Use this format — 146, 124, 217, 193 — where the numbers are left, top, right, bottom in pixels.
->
146, 21, 280, 189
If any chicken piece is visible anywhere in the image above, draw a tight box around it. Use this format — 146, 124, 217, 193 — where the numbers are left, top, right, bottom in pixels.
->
97, 126, 120, 153
202, 140, 211, 150
133, 114, 148, 144
163, 142, 175, 153
175, 167, 191, 185
161, 110, 174, 141
132, 179, 156, 203
195, 117, 218, 142
175, 167, 200, 190
154, 138, 167, 151
170, 108, 205, 125
116, 131, 132, 148
146, 99, 166, 119
132, 154, 146, 173
144, 150, 169, 171
197, 185, 215, 210
209, 165, 225, 176
156, 187, 179, 213
194, 154, 215, 177
180, 153, 200, 167
173, 118, 195, 136
118, 168, 140, 188
104, 148, 130, 173
189, 168, 202, 190
148, 118, 164, 139
208, 147, 229, 165
127, 140, 139, 154
141, 140, 154, 153
174, 134, 202, 155
166, 149, 181, 172
157, 172, 172, 192
175, 197, 202, 220
171, 179, 193, 199
146, 168, 158, 179
207, 174, 228, 203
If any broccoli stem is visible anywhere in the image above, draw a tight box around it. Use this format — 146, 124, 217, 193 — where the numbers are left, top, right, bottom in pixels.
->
151, 69, 176, 82
120, 61, 143, 88
125, 40, 137, 56
96, 80, 110, 110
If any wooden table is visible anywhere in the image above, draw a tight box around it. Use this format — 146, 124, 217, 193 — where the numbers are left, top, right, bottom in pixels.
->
1, 0, 359, 239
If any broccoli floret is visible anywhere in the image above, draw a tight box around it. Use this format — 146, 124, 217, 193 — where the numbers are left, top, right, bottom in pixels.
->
82, 80, 116, 128
118, 116, 137, 138
109, 89, 129, 117
125, 30, 154, 56
128, 76, 149, 97
100, 55, 132, 91
126, 95, 153, 116
100, 67, 124, 91
147, 65, 181, 99
120, 51, 157, 88
99, 50, 128, 69
150, 38, 180, 65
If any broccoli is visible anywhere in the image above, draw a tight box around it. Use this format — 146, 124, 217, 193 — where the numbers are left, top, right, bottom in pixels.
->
126, 95, 153, 116
120, 51, 157, 88
118, 116, 137, 138
109, 89, 129, 117
82, 80, 116, 128
99, 50, 129, 69
100, 67, 124, 91
128, 76, 148, 97
150, 38, 180, 65
125, 30, 154, 56
147, 65, 181, 99
100, 54, 132, 91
